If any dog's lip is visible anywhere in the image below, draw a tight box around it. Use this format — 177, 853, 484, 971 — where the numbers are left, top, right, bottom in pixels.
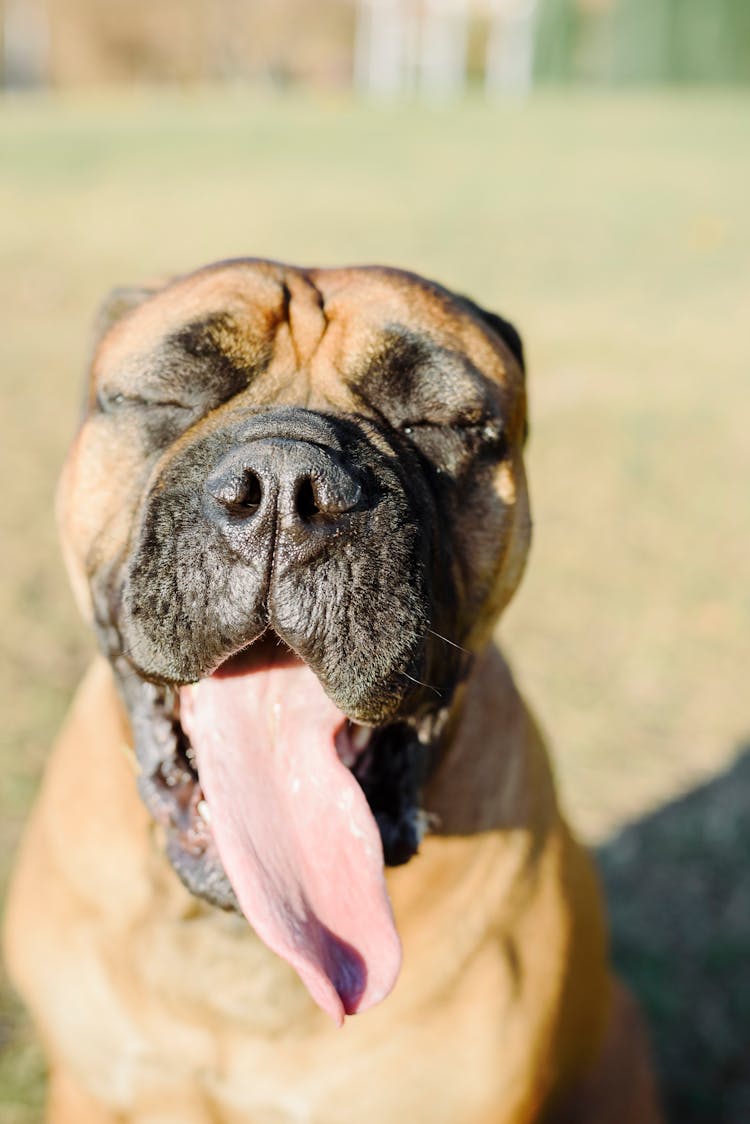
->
213, 634, 300, 677
136, 632, 378, 856
206, 636, 375, 766
129, 625, 438, 919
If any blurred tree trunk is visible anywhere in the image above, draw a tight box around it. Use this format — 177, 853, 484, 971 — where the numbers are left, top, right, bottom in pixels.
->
485, 0, 540, 96
355, 0, 469, 101
419, 0, 469, 100
2, 0, 49, 87
354, 0, 415, 96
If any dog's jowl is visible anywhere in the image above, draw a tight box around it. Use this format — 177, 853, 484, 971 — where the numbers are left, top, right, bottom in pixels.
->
5, 260, 663, 1123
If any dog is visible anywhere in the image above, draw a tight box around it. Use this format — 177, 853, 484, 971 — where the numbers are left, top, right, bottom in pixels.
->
5, 259, 662, 1123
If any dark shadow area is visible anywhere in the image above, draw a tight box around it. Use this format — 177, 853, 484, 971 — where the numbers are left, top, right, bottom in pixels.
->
597, 746, 750, 1124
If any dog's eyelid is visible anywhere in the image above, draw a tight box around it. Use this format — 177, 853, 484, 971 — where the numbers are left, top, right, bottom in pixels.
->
399, 414, 501, 436
96, 388, 192, 414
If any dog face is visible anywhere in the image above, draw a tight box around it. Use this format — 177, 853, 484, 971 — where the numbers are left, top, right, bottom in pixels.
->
58, 259, 530, 1022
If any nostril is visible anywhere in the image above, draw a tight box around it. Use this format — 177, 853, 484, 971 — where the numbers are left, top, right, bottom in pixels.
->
295, 477, 321, 522
239, 470, 263, 513
212, 469, 263, 517
293, 472, 362, 523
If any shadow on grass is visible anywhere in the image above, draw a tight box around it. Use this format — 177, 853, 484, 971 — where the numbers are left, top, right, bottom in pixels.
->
597, 745, 750, 1124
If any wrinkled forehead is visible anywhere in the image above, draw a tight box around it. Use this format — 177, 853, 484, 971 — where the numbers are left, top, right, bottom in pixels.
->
92, 260, 520, 402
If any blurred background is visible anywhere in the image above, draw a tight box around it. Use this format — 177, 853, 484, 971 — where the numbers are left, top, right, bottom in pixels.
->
0, 1, 748, 1120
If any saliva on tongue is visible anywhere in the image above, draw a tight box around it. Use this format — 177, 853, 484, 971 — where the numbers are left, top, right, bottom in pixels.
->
179, 649, 402, 1025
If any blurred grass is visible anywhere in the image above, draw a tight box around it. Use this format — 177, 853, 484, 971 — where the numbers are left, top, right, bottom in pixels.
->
0, 89, 748, 1121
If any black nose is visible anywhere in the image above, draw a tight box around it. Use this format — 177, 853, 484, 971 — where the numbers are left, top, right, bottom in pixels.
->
206, 438, 363, 529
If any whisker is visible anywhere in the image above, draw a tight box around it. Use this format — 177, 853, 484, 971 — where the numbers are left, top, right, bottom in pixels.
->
400, 670, 444, 698
119, 635, 151, 665
426, 627, 470, 656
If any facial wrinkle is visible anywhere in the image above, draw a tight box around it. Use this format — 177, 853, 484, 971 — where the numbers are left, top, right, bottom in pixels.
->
286, 272, 330, 370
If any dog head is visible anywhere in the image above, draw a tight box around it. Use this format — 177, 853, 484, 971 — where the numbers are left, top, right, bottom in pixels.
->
59, 259, 530, 1022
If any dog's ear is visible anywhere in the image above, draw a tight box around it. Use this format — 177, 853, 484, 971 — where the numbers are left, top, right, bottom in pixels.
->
91, 281, 167, 351
460, 297, 525, 376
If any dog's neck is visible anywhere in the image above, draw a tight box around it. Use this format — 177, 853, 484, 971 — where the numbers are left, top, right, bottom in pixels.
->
423, 642, 559, 839
379, 643, 561, 948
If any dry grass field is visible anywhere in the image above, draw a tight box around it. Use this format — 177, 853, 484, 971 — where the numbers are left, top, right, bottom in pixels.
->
0, 90, 748, 1122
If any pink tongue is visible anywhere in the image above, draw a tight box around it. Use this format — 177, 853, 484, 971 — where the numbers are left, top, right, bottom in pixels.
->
179, 653, 401, 1025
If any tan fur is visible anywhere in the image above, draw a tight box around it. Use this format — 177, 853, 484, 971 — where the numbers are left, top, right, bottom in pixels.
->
5, 263, 662, 1122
